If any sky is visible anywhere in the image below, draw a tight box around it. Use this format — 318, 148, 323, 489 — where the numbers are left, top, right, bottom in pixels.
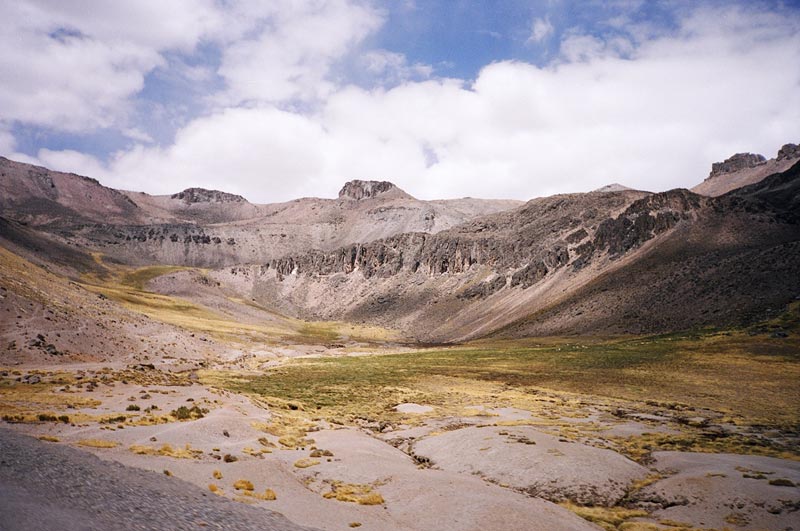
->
1, 0, 799, 203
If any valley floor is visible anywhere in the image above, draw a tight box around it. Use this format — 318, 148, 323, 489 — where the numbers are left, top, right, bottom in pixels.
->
2, 329, 799, 531
1, 257, 799, 531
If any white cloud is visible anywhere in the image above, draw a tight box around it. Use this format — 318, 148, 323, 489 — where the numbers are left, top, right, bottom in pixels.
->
11, 4, 800, 205
217, 0, 384, 104
0, 127, 16, 155
36, 148, 110, 180
0, 1, 382, 131
0, 1, 225, 131
528, 16, 554, 44
360, 50, 433, 84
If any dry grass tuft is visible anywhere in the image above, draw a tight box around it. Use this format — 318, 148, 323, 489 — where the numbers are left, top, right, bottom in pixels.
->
213, 469, 223, 480
208, 483, 222, 495
251, 488, 277, 501
293, 458, 320, 469
38, 435, 60, 442
233, 479, 254, 491
77, 439, 119, 449
560, 502, 648, 531
129, 443, 202, 459
323, 482, 385, 505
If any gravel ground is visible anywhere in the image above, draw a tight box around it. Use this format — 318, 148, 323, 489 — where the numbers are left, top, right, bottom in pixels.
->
0, 427, 318, 531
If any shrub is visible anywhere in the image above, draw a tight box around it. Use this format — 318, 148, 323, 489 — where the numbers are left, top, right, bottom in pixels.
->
233, 479, 254, 491
170, 405, 207, 420
126, 404, 141, 411
213, 470, 223, 480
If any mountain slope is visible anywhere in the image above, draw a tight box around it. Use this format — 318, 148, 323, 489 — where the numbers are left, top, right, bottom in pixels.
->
0, 159, 521, 267
218, 160, 800, 342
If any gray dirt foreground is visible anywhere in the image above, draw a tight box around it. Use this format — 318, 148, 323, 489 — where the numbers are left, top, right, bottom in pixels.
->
0, 427, 319, 531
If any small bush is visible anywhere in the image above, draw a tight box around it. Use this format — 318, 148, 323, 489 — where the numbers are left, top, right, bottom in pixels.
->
126, 404, 141, 411
213, 470, 223, 480
259, 489, 277, 501
209, 484, 222, 494
233, 479, 254, 491
170, 405, 207, 420
769, 478, 796, 487
223, 454, 238, 463
38, 435, 60, 442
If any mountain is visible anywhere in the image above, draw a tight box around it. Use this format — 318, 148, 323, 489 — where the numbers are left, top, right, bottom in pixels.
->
1, 143, 798, 344
0, 158, 521, 267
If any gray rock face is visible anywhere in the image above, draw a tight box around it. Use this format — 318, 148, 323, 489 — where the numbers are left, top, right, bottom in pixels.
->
338, 180, 396, 200
171, 188, 246, 204
777, 143, 799, 161
709, 153, 766, 178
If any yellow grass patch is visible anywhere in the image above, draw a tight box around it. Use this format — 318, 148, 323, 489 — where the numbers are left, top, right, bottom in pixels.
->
129, 443, 202, 459
233, 479, 254, 491
78, 439, 119, 449
323, 482, 385, 505
560, 502, 649, 531
293, 458, 320, 468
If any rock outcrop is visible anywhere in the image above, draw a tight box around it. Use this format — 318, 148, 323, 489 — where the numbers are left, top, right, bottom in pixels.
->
338, 180, 398, 200
777, 143, 799, 161
171, 188, 247, 204
708, 153, 766, 178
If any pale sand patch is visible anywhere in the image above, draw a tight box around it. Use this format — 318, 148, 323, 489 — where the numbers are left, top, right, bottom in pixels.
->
641, 451, 800, 530
414, 425, 648, 506
394, 403, 433, 414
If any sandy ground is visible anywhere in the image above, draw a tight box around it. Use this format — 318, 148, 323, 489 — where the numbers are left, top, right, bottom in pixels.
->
2, 362, 799, 531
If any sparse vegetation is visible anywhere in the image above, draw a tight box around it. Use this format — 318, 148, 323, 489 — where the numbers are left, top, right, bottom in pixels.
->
213, 469, 223, 480
203, 330, 800, 461
233, 479, 254, 491
78, 439, 119, 449
293, 458, 320, 469
38, 435, 60, 442
323, 482, 385, 505
129, 443, 202, 459
169, 405, 207, 420
560, 502, 649, 531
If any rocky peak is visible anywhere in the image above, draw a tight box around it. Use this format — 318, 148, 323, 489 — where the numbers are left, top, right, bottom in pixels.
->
593, 183, 633, 193
708, 153, 766, 179
777, 143, 799, 161
171, 188, 246, 204
338, 180, 397, 200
